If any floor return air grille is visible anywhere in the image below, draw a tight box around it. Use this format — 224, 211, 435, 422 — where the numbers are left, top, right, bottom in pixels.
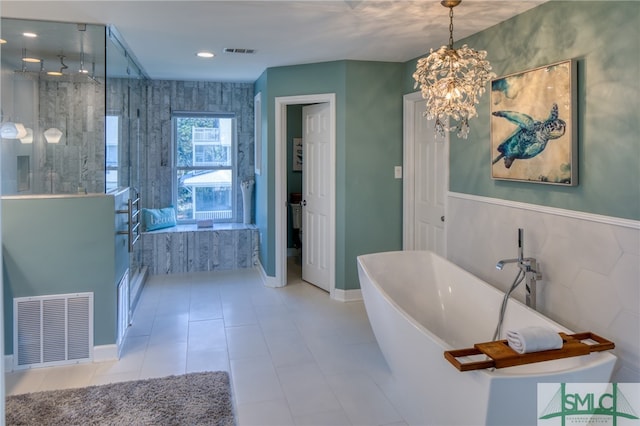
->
13, 292, 93, 369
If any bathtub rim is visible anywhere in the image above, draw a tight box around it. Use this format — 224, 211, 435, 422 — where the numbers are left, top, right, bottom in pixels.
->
357, 249, 617, 379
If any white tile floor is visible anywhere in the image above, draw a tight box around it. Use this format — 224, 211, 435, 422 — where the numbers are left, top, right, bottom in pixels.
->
5, 259, 410, 426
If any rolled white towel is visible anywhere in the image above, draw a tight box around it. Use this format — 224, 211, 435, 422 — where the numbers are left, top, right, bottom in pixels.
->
506, 326, 563, 354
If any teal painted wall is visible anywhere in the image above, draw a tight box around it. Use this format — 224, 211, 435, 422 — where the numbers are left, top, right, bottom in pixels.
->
255, 60, 404, 289
2, 196, 119, 354
255, 61, 346, 280
343, 61, 404, 290
406, 1, 640, 220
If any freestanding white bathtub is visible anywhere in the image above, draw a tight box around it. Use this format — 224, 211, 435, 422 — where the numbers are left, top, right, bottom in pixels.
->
357, 251, 617, 426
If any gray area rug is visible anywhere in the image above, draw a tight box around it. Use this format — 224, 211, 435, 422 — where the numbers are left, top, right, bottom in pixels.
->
6, 371, 235, 426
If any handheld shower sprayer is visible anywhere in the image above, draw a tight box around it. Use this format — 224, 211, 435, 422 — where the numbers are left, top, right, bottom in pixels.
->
518, 228, 523, 262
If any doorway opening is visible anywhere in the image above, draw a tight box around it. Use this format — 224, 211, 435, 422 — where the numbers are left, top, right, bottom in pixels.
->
402, 91, 449, 256
275, 94, 336, 297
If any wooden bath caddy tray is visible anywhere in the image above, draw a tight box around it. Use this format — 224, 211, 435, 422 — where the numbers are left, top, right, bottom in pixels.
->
444, 332, 614, 372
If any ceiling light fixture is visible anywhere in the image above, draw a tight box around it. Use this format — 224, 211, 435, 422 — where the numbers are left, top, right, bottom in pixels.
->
0, 39, 7, 44
23, 32, 38, 38
47, 55, 68, 76
1, 122, 28, 140
44, 127, 63, 144
20, 128, 34, 144
22, 48, 41, 64
79, 52, 89, 74
196, 51, 215, 58
413, 0, 495, 139
78, 25, 89, 74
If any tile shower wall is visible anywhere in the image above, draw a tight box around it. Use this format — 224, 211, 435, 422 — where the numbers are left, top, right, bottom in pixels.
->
139, 80, 256, 276
143, 80, 254, 215
447, 194, 640, 382
37, 79, 105, 194
141, 226, 259, 274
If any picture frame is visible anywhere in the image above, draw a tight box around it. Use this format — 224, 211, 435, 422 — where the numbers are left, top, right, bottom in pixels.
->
490, 59, 577, 186
292, 137, 303, 171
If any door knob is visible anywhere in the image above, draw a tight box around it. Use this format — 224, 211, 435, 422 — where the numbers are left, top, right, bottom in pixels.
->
302, 200, 307, 206
440, 216, 445, 222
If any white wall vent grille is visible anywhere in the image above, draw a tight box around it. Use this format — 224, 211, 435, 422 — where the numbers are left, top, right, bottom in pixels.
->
14, 293, 93, 369
223, 48, 255, 54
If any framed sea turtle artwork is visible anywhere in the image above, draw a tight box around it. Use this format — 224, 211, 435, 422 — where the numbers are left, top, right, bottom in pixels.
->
490, 59, 577, 185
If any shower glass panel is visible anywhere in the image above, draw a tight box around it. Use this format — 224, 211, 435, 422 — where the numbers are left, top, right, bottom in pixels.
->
0, 18, 106, 195
106, 27, 148, 299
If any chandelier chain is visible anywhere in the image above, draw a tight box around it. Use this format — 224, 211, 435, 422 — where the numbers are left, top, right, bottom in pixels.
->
448, 7, 455, 49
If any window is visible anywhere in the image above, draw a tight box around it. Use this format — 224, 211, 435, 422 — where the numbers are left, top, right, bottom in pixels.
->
173, 113, 235, 222
105, 115, 119, 192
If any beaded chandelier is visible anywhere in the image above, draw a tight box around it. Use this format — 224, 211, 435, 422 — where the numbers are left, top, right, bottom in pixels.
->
413, 0, 495, 139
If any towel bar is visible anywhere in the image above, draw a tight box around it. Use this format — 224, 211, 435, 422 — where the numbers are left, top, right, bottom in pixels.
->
116, 190, 141, 252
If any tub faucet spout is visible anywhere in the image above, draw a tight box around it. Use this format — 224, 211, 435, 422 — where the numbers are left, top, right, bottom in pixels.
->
496, 258, 519, 270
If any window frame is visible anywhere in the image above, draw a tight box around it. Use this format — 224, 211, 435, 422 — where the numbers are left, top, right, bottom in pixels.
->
172, 111, 237, 223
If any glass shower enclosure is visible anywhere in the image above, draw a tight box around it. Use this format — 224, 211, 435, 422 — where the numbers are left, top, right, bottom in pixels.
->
1, 17, 149, 319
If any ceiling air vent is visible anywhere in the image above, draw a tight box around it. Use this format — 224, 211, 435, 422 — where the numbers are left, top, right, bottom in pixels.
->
223, 48, 255, 54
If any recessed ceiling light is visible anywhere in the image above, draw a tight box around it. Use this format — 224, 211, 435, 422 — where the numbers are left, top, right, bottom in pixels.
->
196, 51, 215, 58
23, 32, 38, 38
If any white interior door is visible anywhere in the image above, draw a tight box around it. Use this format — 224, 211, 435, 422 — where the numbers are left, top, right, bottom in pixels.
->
403, 93, 448, 256
302, 103, 330, 291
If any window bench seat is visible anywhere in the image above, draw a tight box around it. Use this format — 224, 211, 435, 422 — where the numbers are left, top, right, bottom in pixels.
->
141, 223, 259, 275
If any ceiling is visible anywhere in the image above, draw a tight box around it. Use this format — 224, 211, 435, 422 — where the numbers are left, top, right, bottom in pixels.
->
1, 18, 106, 82
1, 0, 546, 83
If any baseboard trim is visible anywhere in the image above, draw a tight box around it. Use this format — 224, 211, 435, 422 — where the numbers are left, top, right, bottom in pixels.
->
4, 344, 118, 373
257, 260, 284, 288
448, 191, 640, 229
332, 288, 362, 302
